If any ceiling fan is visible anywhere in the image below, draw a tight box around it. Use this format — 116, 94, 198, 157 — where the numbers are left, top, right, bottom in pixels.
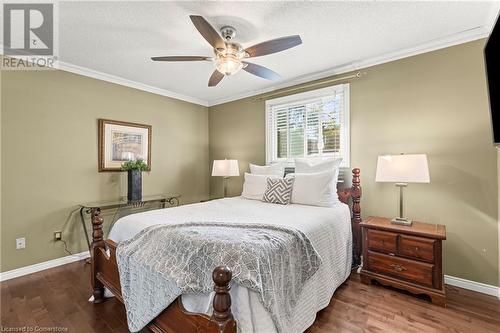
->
151, 15, 302, 87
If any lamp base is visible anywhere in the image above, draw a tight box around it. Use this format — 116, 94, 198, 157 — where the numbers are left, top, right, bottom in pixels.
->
223, 177, 228, 198
391, 217, 412, 226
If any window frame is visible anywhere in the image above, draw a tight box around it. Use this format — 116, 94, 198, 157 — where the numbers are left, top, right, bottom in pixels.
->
265, 84, 350, 167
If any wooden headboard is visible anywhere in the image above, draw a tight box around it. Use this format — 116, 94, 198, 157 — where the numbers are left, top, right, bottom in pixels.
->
284, 167, 362, 265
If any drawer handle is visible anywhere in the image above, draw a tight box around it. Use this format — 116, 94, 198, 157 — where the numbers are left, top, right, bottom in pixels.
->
415, 246, 419, 251
389, 263, 407, 272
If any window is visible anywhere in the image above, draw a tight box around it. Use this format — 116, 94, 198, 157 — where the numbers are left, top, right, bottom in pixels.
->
265, 84, 350, 167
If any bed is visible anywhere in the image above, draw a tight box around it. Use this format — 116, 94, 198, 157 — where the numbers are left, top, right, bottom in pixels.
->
90, 168, 362, 333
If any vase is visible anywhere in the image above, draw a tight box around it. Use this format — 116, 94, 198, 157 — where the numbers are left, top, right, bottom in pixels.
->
127, 170, 142, 201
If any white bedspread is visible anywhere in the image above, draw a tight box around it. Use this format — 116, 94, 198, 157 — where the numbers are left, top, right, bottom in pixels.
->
108, 197, 352, 333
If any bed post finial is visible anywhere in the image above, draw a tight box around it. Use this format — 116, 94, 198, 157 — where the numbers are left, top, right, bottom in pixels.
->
91, 208, 104, 247
90, 208, 105, 303
351, 168, 362, 265
210, 266, 237, 333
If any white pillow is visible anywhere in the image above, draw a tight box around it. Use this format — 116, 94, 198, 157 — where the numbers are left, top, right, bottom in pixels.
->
241, 173, 278, 200
287, 171, 339, 207
249, 163, 284, 177
294, 158, 342, 181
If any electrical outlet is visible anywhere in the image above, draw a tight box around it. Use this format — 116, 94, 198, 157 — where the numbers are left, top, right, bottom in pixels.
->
53, 231, 62, 241
16, 237, 25, 249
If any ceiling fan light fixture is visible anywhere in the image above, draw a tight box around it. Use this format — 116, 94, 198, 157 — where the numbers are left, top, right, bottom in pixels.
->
151, 16, 302, 86
215, 55, 244, 76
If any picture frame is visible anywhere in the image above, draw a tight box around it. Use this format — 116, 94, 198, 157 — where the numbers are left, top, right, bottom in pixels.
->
98, 119, 152, 172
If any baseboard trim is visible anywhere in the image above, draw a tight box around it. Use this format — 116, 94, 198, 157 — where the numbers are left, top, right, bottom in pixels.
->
0, 251, 90, 282
445, 275, 500, 299
1, 253, 499, 300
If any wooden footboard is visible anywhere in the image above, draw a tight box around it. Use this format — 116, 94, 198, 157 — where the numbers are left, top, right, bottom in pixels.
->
90, 209, 236, 333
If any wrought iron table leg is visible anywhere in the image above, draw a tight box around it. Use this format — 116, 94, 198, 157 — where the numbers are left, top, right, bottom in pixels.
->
167, 196, 180, 207
80, 207, 91, 255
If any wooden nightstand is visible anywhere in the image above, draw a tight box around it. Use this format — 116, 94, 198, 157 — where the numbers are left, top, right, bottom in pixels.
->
360, 216, 446, 306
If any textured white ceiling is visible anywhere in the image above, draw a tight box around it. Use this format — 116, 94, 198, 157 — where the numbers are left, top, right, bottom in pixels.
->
56, 1, 499, 105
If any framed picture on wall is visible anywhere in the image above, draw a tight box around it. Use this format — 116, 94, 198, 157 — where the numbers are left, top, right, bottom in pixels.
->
98, 119, 152, 172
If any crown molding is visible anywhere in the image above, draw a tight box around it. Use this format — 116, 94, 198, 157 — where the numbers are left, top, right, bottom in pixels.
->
57, 61, 209, 107
1, 21, 494, 108
0, 48, 209, 107
207, 25, 491, 107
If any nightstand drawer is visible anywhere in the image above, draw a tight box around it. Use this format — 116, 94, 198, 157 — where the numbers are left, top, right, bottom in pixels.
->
367, 251, 434, 287
367, 229, 397, 254
399, 235, 435, 262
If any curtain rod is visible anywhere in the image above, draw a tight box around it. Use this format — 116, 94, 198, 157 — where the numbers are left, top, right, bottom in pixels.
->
256, 71, 367, 100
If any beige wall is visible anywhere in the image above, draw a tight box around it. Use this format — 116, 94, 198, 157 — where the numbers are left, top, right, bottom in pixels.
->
1, 69, 209, 272
209, 39, 499, 286
2, 39, 498, 286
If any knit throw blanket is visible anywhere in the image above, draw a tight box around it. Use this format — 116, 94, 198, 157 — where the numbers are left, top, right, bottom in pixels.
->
116, 222, 322, 332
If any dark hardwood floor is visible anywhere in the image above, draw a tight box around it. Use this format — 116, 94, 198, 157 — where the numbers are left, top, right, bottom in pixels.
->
1, 260, 499, 333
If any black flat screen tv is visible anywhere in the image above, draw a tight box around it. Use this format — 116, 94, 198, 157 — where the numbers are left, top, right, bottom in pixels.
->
485, 15, 500, 145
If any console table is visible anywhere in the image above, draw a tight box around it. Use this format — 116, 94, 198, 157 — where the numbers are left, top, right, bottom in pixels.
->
79, 194, 181, 253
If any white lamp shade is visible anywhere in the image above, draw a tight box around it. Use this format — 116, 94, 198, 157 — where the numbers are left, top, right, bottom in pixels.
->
212, 159, 240, 177
375, 154, 430, 183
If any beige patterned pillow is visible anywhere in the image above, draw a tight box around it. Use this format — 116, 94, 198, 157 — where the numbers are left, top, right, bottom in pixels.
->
262, 178, 294, 205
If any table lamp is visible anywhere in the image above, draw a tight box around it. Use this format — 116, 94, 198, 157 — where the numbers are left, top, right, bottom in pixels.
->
375, 154, 430, 226
212, 159, 240, 197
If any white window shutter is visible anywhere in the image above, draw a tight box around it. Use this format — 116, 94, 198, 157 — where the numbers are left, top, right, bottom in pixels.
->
265, 84, 350, 168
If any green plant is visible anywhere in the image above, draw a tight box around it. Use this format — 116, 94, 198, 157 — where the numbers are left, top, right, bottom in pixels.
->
121, 158, 149, 171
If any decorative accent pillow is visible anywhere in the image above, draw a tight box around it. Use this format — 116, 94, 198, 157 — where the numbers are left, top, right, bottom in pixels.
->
249, 163, 284, 177
294, 158, 343, 181
286, 171, 339, 207
241, 173, 279, 200
262, 177, 294, 205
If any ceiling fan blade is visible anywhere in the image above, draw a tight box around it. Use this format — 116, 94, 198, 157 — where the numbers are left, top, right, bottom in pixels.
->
208, 70, 225, 87
245, 35, 302, 58
242, 62, 280, 81
151, 56, 211, 61
190, 15, 226, 50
